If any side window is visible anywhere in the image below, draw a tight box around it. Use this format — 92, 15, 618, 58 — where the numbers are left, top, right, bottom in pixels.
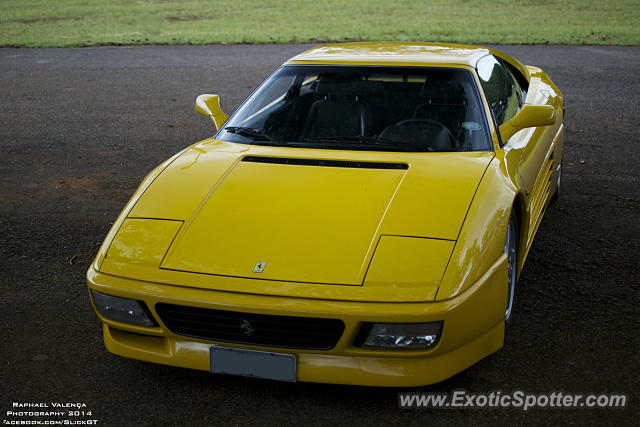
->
476, 55, 520, 126
497, 59, 527, 110
500, 59, 528, 103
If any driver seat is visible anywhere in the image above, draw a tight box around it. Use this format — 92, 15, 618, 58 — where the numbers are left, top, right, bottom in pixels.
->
413, 81, 467, 140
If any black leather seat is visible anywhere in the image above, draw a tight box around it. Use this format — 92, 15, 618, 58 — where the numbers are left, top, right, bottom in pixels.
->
301, 80, 375, 139
413, 81, 467, 140
301, 97, 372, 139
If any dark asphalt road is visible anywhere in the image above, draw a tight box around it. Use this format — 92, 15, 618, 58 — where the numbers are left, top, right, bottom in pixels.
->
1, 45, 639, 425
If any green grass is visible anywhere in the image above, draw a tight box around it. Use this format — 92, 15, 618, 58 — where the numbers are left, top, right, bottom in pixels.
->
1, 0, 638, 47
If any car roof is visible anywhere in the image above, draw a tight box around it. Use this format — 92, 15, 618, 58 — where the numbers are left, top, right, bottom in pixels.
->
286, 42, 530, 81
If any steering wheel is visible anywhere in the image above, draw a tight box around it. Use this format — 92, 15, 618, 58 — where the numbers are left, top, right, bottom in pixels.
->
394, 118, 456, 143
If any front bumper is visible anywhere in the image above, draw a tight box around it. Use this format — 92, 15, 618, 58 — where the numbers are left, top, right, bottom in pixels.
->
87, 254, 507, 387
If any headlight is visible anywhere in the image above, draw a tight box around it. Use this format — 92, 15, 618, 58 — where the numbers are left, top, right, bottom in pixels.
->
91, 291, 156, 327
359, 322, 442, 350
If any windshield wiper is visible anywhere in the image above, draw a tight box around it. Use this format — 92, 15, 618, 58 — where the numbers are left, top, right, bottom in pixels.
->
224, 126, 274, 141
373, 137, 430, 152
303, 135, 425, 152
303, 135, 378, 143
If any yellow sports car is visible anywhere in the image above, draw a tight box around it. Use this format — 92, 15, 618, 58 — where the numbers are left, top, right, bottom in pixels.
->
88, 42, 564, 386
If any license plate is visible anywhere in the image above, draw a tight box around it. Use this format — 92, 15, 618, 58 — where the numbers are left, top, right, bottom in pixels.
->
210, 346, 297, 382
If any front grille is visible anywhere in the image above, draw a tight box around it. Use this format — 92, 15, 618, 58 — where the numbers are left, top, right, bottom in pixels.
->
155, 303, 345, 350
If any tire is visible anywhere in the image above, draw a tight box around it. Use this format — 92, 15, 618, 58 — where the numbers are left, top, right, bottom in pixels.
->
552, 159, 562, 202
505, 211, 518, 325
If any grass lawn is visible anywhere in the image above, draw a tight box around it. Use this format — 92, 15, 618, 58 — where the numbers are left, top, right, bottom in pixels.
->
1, 0, 638, 47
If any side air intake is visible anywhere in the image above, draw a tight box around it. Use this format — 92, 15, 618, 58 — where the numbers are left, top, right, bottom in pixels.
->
242, 156, 408, 170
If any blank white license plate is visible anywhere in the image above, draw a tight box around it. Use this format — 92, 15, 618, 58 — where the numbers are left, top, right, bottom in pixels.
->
210, 346, 297, 382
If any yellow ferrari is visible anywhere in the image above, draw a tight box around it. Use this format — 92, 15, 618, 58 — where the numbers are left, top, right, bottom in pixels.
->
88, 42, 564, 386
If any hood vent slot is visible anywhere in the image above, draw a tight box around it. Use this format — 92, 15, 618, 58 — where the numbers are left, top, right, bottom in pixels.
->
242, 156, 408, 170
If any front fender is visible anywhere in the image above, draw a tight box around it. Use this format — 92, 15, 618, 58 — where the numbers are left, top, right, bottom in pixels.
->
436, 155, 516, 300
89, 144, 194, 272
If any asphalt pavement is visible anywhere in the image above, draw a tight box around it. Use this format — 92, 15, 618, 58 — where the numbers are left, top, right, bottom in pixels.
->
1, 44, 639, 425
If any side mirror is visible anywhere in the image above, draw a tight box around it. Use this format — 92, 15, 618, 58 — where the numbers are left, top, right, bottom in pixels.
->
499, 104, 556, 143
195, 94, 229, 130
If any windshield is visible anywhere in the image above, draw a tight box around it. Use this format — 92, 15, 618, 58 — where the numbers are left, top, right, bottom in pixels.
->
217, 65, 491, 152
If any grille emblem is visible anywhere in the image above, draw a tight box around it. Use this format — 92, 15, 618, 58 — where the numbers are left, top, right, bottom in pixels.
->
253, 261, 267, 273
240, 320, 254, 336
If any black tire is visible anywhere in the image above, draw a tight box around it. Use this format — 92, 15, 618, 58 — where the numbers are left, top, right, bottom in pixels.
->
552, 159, 562, 202
505, 211, 519, 326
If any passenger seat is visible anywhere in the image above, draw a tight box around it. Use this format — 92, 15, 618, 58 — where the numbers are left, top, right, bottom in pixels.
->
301, 81, 373, 139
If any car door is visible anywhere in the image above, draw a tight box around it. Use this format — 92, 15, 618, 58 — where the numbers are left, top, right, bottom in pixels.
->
476, 55, 555, 245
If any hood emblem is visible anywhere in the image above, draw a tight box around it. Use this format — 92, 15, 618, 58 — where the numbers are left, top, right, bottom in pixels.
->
240, 320, 254, 336
253, 261, 267, 273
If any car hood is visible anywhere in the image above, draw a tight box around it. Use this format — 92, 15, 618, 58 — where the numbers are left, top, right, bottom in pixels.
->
117, 140, 493, 286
